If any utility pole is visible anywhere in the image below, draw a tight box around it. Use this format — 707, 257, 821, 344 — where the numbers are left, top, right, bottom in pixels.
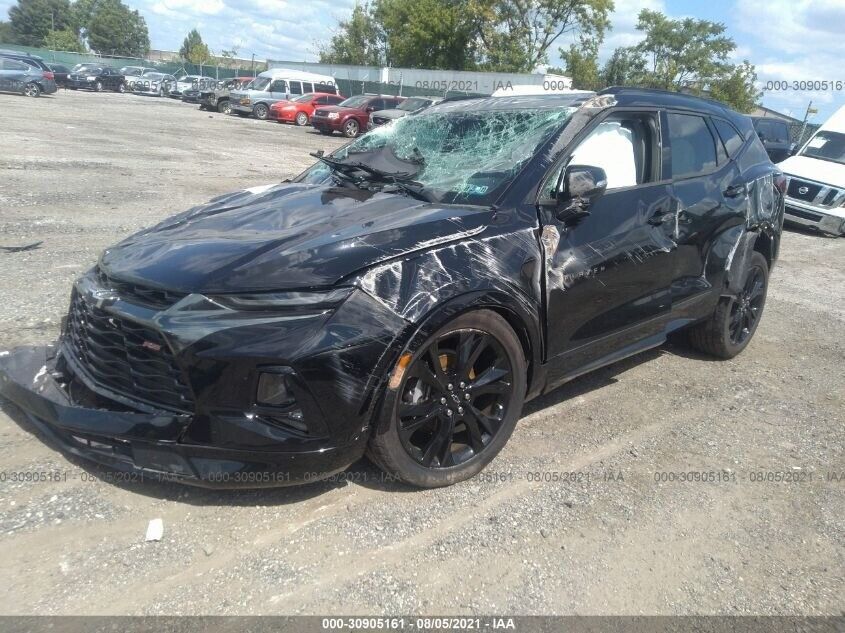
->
798, 101, 818, 146
251, 53, 255, 76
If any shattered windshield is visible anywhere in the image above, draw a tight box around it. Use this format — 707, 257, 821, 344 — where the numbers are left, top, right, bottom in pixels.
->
801, 131, 845, 165
300, 105, 577, 206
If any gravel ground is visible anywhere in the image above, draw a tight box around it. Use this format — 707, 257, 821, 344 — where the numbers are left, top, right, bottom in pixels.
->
0, 89, 842, 616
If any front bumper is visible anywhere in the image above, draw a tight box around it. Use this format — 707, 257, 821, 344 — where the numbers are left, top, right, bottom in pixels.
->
783, 197, 845, 235
68, 79, 96, 89
0, 346, 365, 487
311, 117, 342, 132
231, 102, 253, 114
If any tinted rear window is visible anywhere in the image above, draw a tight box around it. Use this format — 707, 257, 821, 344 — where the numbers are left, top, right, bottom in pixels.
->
754, 119, 789, 143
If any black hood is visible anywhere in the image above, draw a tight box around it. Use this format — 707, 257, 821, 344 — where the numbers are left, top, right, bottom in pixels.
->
99, 184, 490, 293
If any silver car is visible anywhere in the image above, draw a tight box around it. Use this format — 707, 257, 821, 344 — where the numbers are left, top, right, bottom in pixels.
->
368, 96, 442, 129
130, 71, 177, 97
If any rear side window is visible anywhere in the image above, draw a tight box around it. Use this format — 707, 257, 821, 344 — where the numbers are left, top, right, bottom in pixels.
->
327, 95, 343, 104
1, 58, 30, 71
712, 118, 744, 157
289, 81, 302, 95
302, 82, 313, 93
315, 82, 336, 94
667, 113, 718, 179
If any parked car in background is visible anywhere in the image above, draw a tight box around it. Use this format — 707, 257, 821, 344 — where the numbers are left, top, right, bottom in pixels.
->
197, 77, 254, 114
119, 66, 155, 79
270, 92, 346, 126
68, 66, 126, 92
777, 105, 845, 236
0, 52, 57, 97
47, 63, 70, 88
751, 117, 793, 163
0, 89, 785, 489
169, 75, 214, 99
368, 95, 442, 129
311, 94, 404, 137
181, 77, 219, 104
229, 68, 338, 120
130, 71, 177, 97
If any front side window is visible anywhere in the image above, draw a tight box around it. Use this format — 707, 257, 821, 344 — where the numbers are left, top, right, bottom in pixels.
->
289, 81, 302, 95
667, 113, 718, 179
302, 82, 313, 93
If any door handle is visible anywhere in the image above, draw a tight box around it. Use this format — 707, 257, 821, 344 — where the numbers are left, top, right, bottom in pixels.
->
723, 184, 746, 198
647, 211, 674, 226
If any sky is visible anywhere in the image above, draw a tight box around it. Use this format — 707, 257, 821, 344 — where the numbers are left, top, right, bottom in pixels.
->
2, 0, 843, 122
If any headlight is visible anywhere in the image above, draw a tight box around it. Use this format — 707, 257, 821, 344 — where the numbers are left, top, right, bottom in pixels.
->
327, 112, 339, 119
207, 288, 353, 312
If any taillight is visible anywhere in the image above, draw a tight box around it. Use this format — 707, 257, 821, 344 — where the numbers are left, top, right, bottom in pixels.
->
43, 71, 54, 81
774, 174, 787, 194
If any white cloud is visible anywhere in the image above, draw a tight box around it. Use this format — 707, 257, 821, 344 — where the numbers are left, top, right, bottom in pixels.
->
735, 0, 843, 122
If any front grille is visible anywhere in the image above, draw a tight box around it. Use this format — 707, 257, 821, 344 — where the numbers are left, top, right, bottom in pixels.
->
64, 290, 194, 412
788, 179, 822, 202
96, 269, 185, 311
785, 206, 823, 222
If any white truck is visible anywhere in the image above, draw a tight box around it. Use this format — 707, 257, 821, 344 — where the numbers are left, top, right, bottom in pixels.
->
778, 105, 845, 236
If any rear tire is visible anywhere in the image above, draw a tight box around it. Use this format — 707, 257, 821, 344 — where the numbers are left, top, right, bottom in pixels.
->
118, 83, 126, 93
368, 310, 526, 488
688, 251, 769, 359
95, 81, 102, 92
24, 82, 41, 97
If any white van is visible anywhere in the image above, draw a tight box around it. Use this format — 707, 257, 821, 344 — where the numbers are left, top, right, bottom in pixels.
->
229, 68, 338, 120
778, 104, 845, 236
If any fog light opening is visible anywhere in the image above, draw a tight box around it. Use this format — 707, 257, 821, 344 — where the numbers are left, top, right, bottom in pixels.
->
256, 370, 295, 407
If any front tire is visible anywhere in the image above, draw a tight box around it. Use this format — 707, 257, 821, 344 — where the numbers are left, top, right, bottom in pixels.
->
368, 310, 526, 488
688, 251, 769, 359
24, 82, 41, 97
253, 103, 269, 120
295, 111, 309, 126
343, 119, 360, 137
118, 82, 126, 93
218, 100, 231, 115
95, 81, 102, 92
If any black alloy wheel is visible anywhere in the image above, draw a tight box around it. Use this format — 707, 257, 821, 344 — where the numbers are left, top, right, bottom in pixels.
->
688, 251, 769, 359
729, 264, 765, 345
369, 310, 526, 487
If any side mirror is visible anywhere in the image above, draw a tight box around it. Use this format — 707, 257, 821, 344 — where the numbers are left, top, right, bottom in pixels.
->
555, 164, 608, 221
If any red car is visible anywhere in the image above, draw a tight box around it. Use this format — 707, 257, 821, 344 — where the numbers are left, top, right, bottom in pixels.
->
270, 92, 346, 126
311, 94, 405, 137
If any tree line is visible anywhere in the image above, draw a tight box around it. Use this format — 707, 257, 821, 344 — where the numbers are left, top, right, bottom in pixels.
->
319, 1, 761, 112
0, 0, 149, 57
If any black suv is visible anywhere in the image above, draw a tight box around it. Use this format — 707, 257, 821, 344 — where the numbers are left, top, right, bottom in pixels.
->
751, 117, 793, 163
0, 88, 784, 488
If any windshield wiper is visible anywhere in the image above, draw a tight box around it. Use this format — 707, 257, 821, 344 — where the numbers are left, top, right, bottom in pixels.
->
309, 150, 434, 202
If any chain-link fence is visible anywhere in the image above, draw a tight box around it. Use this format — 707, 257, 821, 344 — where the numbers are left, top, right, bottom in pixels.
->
0, 43, 262, 79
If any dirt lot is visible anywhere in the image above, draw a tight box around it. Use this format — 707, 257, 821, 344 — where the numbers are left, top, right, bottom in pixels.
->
0, 89, 842, 616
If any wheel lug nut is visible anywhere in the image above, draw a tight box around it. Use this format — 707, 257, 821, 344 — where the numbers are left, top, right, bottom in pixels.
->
447, 383, 453, 391
457, 407, 463, 414
459, 382, 465, 389
445, 409, 453, 416
440, 397, 447, 405
465, 393, 471, 400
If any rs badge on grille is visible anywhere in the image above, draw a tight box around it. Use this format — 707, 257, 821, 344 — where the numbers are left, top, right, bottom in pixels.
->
141, 341, 162, 352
